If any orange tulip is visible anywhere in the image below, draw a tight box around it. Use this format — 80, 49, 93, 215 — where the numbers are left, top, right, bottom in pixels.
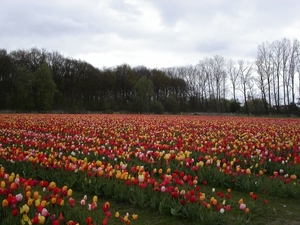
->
2, 199, 8, 207
0, 181, 6, 188
33, 191, 39, 200
132, 214, 138, 220
27, 198, 33, 207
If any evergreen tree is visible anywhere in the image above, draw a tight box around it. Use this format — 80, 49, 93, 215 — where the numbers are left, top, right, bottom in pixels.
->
32, 63, 57, 111
134, 76, 154, 112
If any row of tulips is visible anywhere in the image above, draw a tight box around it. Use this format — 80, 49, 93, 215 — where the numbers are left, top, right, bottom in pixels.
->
0, 159, 267, 224
0, 165, 138, 225
1, 115, 299, 177
0, 114, 299, 223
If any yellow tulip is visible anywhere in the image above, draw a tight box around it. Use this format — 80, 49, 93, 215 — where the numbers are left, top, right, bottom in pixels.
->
38, 214, 45, 224
35, 199, 41, 207
8, 175, 14, 183
197, 161, 204, 167
67, 189, 73, 197
20, 204, 30, 214
21, 214, 32, 225
93, 196, 98, 203
48, 182, 56, 190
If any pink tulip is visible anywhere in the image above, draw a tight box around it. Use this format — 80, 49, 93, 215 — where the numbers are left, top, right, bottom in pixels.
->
240, 203, 246, 210
80, 199, 86, 206
41, 208, 49, 217
225, 205, 231, 211
15, 193, 23, 202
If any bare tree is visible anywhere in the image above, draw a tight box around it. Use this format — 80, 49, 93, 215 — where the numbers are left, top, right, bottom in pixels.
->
287, 39, 300, 107
227, 59, 239, 102
279, 38, 291, 113
256, 42, 274, 113
195, 61, 209, 111
271, 39, 285, 112
206, 55, 227, 112
256, 38, 300, 114
203, 58, 216, 111
237, 60, 253, 115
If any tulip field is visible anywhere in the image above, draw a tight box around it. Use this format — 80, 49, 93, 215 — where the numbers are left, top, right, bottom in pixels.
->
0, 114, 300, 225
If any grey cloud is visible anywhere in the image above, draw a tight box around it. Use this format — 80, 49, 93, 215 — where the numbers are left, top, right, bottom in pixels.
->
1, 0, 300, 69
148, 0, 242, 28
195, 39, 230, 54
108, 0, 142, 17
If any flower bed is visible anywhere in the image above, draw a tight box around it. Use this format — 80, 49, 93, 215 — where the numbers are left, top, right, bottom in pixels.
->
0, 114, 299, 224
0, 165, 138, 225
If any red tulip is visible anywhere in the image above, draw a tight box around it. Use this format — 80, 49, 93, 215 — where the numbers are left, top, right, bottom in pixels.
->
12, 209, 18, 216
69, 197, 75, 207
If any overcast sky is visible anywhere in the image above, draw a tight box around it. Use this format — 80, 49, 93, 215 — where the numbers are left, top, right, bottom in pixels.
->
1, 0, 300, 69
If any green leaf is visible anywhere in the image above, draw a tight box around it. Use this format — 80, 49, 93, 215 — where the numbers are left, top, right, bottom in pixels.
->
170, 205, 182, 216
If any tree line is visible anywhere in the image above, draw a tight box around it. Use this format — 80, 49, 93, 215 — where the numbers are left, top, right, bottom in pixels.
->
0, 38, 299, 115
